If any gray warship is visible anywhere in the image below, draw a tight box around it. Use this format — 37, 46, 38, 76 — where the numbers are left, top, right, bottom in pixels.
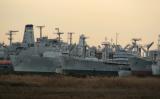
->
57, 34, 156, 76
9, 24, 156, 75
56, 34, 130, 76
125, 38, 155, 75
10, 24, 67, 73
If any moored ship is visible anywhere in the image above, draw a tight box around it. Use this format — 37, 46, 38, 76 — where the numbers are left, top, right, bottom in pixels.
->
124, 38, 155, 76
129, 57, 153, 76
57, 34, 129, 76
10, 24, 66, 73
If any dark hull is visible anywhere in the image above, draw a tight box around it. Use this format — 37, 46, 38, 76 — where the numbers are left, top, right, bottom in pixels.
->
132, 71, 152, 76
62, 69, 118, 76
0, 64, 13, 73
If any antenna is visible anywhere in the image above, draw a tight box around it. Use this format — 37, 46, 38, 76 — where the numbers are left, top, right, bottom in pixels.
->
68, 32, 75, 45
36, 25, 45, 39
81, 35, 88, 46
80, 34, 88, 58
6, 30, 18, 46
102, 42, 110, 47
102, 37, 110, 47
158, 34, 160, 60
158, 35, 160, 51
54, 28, 64, 42
105, 37, 107, 42
116, 33, 119, 45
132, 38, 141, 45
111, 38, 113, 44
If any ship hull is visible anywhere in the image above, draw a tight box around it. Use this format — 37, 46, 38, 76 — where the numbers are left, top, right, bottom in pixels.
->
10, 48, 61, 73
11, 55, 60, 73
58, 56, 129, 76
152, 64, 160, 76
61, 69, 118, 76
129, 57, 153, 76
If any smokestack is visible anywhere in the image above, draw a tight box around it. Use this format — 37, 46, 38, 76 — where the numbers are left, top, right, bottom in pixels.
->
22, 24, 35, 47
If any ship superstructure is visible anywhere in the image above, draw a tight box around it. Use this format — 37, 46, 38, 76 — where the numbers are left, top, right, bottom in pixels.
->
6, 24, 157, 76
22, 24, 35, 47
125, 39, 155, 76
10, 24, 67, 73
56, 34, 130, 76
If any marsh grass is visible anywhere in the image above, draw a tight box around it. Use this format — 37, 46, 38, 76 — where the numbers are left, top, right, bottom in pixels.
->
0, 74, 160, 99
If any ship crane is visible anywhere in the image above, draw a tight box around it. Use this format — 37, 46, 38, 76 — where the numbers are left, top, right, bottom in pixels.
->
79, 34, 89, 48
128, 38, 141, 51
102, 42, 111, 53
2, 42, 5, 47
79, 34, 88, 58
54, 28, 64, 42
146, 42, 154, 50
101, 39, 112, 60
132, 38, 141, 46
36, 25, 45, 39
81, 35, 88, 46
6, 30, 18, 46
102, 41, 110, 47
141, 42, 154, 57
123, 38, 142, 56
124, 44, 131, 50
68, 32, 75, 45
102, 36, 114, 48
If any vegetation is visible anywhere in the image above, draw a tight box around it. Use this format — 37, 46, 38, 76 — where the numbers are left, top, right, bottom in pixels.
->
0, 74, 160, 99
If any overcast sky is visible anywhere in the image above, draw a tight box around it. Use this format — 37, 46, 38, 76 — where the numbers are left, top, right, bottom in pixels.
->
0, 0, 160, 49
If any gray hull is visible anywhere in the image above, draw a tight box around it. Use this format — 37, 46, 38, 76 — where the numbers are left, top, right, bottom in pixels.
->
58, 56, 129, 76
152, 64, 160, 75
11, 55, 60, 72
10, 47, 61, 73
129, 57, 153, 75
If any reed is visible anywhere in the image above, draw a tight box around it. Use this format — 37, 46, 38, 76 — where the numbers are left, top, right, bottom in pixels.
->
0, 74, 160, 99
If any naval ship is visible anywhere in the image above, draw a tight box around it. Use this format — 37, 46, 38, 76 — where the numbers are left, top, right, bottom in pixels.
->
56, 34, 130, 76
10, 24, 66, 73
125, 38, 155, 76
129, 57, 153, 75
9, 24, 156, 76
57, 34, 156, 76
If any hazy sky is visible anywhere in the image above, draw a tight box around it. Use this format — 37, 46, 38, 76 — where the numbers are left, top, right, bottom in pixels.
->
0, 0, 160, 49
